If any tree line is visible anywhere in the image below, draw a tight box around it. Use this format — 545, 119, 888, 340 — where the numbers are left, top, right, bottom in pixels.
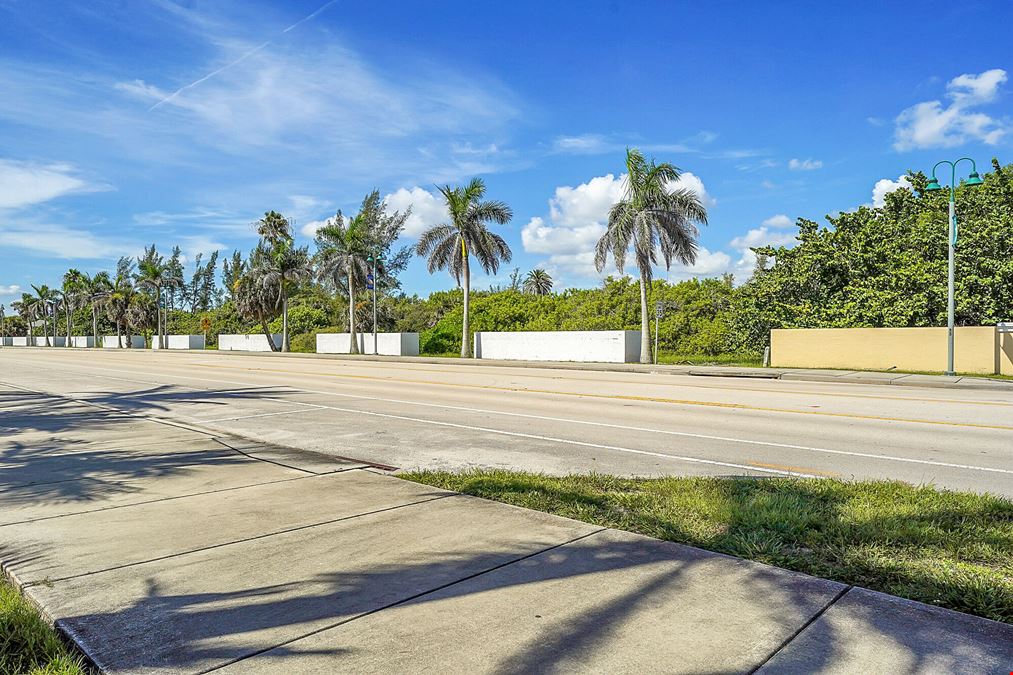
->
6, 153, 1011, 363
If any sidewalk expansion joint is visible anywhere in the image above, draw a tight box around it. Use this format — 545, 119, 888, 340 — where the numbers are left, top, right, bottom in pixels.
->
0, 473, 322, 528
746, 584, 852, 674
19, 493, 456, 588
198, 526, 609, 674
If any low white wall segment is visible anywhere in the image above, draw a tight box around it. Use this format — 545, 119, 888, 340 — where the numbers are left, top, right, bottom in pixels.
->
474, 330, 642, 363
71, 336, 96, 348
316, 332, 420, 356
29, 336, 67, 346
12, 337, 28, 346
152, 335, 205, 350
0, 337, 11, 346
103, 335, 146, 349
218, 334, 281, 352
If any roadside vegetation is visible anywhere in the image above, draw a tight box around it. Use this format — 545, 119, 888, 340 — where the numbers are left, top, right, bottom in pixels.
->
0, 578, 87, 674
402, 470, 1013, 624
9, 156, 1012, 366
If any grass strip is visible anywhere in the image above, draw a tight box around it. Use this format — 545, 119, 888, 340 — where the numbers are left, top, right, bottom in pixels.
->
1, 578, 87, 675
401, 471, 1013, 624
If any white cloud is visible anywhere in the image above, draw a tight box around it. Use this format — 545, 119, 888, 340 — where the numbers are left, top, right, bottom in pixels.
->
761, 214, 793, 229
727, 221, 798, 281
0, 284, 21, 295
788, 158, 822, 171
668, 248, 733, 282
551, 134, 611, 154
521, 171, 713, 281
894, 69, 1008, 151
871, 175, 912, 208
300, 219, 327, 238
382, 187, 450, 238
0, 223, 136, 259
0, 159, 95, 209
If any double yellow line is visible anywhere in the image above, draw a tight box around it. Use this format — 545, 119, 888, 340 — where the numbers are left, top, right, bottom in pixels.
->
193, 363, 1013, 431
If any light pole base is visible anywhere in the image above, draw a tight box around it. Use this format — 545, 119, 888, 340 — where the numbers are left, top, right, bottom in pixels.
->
944, 371, 956, 377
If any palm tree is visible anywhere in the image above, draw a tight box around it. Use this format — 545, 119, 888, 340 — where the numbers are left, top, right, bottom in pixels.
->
234, 251, 282, 351
15, 292, 38, 343
81, 272, 112, 347
594, 148, 708, 363
523, 269, 553, 295
315, 212, 371, 354
30, 284, 56, 346
415, 178, 512, 357
61, 269, 86, 347
136, 246, 169, 349
106, 272, 137, 348
255, 210, 292, 244
253, 240, 312, 352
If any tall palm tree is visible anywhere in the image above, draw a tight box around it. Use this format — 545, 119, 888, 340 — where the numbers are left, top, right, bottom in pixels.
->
595, 148, 708, 363
16, 292, 38, 343
30, 284, 56, 346
415, 178, 512, 357
523, 269, 553, 296
61, 269, 86, 347
234, 252, 282, 351
315, 212, 371, 354
252, 239, 312, 352
82, 272, 112, 347
136, 246, 169, 349
106, 272, 137, 348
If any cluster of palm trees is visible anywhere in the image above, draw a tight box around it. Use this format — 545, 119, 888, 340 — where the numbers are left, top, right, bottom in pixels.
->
12, 149, 706, 364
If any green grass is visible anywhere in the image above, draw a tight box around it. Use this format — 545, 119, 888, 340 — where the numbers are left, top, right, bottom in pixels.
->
657, 352, 763, 367
1, 578, 87, 674
402, 471, 1013, 623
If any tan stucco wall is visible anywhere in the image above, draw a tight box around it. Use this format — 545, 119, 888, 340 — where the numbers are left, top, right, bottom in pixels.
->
999, 332, 1013, 376
770, 326, 999, 374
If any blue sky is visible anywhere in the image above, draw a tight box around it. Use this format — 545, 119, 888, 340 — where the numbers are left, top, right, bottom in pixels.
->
1, 0, 1010, 308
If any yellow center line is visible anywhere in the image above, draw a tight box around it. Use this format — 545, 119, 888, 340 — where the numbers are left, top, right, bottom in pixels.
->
191, 363, 1013, 431
211, 359, 1013, 407
18, 350, 1013, 407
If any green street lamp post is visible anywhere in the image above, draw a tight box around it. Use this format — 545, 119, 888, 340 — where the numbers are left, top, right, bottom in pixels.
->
924, 158, 983, 376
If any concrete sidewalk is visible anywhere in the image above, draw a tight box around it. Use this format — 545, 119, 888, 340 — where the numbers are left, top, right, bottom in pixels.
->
2, 384, 1010, 673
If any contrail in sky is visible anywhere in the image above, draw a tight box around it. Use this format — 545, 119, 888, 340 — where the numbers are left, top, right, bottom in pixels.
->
148, 0, 341, 111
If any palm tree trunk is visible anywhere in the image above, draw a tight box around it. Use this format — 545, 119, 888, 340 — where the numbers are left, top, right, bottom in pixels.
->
639, 273, 651, 364
259, 314, 277, 351
126, 322, 133, 349
281, 283, 290, 352
157, 288, 164, 350
348, 272, 359, 355
65, 304, 72, 348
116, 321, 122, 348
461, 254, 471, 358
91, 304, 99, 348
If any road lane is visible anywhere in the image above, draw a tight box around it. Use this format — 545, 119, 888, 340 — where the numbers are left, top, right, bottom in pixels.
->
2, 348, 1011, 495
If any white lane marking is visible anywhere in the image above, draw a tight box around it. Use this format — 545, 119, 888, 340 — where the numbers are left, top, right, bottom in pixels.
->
6, 360, 1012, 476
200, 406, 326, 423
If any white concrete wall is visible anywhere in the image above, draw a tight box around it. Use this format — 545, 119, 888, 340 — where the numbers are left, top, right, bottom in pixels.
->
316, 332, 420, 356
152, 335, 205, 350
0, 337, 11, 346
71, 336, 96, 348
474, 330, 642, 363
12, 337, 28, 346
30, 336, 67, 347
103, 335, 146, 349
218, 334, 281, 352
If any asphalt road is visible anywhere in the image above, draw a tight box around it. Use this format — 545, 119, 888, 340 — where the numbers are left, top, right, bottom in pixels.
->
2, 347, 1011, 496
